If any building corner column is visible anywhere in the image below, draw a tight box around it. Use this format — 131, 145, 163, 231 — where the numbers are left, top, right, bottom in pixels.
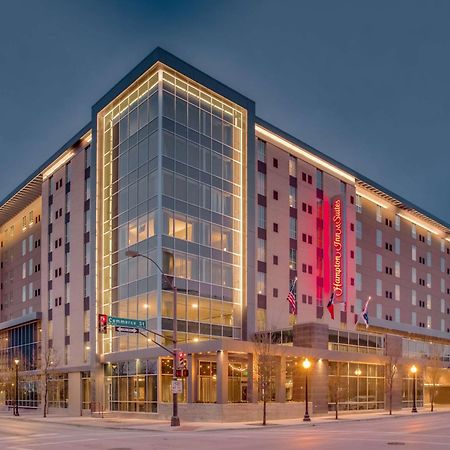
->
216, 350, 228, 404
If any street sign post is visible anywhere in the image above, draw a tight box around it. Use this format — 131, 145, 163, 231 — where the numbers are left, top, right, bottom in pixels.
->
107, 316, 146, 329
171, 380, 183, 394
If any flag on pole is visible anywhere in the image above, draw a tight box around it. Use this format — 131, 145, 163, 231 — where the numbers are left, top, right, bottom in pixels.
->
361, 296, 371, 328
327, 291, 335, 319
287, 278, 297, 315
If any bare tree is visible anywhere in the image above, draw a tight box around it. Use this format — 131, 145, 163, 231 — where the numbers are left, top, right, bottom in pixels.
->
41, 346, 59, 418
252, 331, 279, 426
329, 362, 347, 420
426, 344, 443, 412
385, 356, 398, 415
0, 369, 15, 409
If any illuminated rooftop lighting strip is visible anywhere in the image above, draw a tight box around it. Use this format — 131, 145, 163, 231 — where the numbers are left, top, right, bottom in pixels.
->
355, 189, 389, 209
42, 150, 75, 180
255, 125, 355, 184
397, 212, 441, 236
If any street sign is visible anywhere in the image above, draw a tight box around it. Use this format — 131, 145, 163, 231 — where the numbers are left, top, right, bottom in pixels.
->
115, 326, 139, 334
107, 316, 146, 329
171, 379, 183, 394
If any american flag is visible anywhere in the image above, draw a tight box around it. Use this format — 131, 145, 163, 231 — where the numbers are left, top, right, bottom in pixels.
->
361, 296, 371, 328
287, 278, 297, 315
327, 291, 335, 320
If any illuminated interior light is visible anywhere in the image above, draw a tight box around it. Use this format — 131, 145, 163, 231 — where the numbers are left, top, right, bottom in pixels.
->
42, 150, 75, 180
255, 125, 355, 183
355, 190, 389, 209
397, 213, 440, 235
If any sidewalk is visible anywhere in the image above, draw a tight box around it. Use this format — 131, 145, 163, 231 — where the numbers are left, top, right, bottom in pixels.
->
2, 407, 450, 432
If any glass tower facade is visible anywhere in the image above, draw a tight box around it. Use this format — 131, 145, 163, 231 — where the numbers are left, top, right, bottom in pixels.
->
97, 65, 247, 355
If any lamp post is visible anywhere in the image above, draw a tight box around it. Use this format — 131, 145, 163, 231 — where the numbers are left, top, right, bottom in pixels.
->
411, 365, 418, 413
14, 359, 19, 417
303, 358, 311, 422
125, 250, 180, 427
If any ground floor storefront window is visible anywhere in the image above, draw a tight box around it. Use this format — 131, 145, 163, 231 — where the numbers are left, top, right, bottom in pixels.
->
402, 375, 423, 408
48, 374, 69, 408
328, 362, 385, 411
105, 360, 157, 412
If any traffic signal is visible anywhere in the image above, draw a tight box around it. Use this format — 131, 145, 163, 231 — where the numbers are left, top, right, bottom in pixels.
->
98, 314, 108, 334
178, 351, 187, 369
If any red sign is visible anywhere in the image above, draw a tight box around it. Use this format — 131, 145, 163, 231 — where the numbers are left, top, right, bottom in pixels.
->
332, 198, 343, 297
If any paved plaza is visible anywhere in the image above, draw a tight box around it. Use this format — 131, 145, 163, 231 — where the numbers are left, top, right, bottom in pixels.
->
1, 410, 450, 449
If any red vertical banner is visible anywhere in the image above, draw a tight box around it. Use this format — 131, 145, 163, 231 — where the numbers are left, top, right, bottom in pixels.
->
331, 196, 344, 302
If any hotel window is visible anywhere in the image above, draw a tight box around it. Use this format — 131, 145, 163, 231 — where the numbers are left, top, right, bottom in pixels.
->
412, 223, 417, 239
395, 308, 400, 323
28, 259, 33, 276
356, 273, 362, 291
356, 247, 362, 265
257, 139, 266, 162
29, 235, 33, 252
395, 238, 400, 255
376, 230, 382, 248
412, 268, 417, 283
376, 255, 382, 272
289, 186, 297, 208
28, 282, 33, 300
441, 278, 445, 294
427, 294, 432, 310
412, 312, 417, 326
289, 156, 297, 177
376, 279, 382, 296
427, 232, 432, 246
257, 205, 266, 229
257, 172, 266, 196
289, 217, 297, 240
441, 319, 445, 332
411, 245, 417, 261
356, 221, 362, 240
426, 273, 431, 288
426, 252, 432, 267
395, 284, 400, 301
256, 272, 266, 295
22, 286, 26, 302
22, 215, 27, 230
376, 304, 382, 319
257, 238, 266, 262
316, 169, 323, 190
376, 205, 382, 223
395, 214, 400, 231
355, 195, 362, 213
395, 261, 400, 278
289, 249, 297, 270
427, 316, 432, 329
441, 257, 445, 273
22, 262, 27, 279
441, 298, 445, 314
22, 239, 27, 256
441, 239, 446, 252
412, 290, 416, 306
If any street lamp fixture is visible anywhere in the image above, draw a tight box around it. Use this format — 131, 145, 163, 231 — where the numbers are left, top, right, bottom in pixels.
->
354, 368, 362, 376
125, 249, 180, 427
302, 358, 312, 422
410, 365, 418, 413
13, 359, 19, 417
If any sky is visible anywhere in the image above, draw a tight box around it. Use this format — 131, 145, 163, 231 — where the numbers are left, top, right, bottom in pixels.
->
0, 0, 449, 223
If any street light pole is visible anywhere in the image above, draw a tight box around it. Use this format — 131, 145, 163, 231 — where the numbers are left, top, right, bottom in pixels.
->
411, 365, 418, 413
125, 250, 180, 427
303, 358, 311, 422
14, 359, 19, 417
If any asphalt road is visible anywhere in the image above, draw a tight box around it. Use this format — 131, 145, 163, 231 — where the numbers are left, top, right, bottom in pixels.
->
1, 413, 450, 449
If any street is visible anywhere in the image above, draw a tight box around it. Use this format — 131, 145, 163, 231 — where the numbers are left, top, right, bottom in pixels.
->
1, 412, 450, 449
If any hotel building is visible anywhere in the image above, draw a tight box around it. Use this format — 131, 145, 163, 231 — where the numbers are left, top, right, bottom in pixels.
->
1, 47, 449, 420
